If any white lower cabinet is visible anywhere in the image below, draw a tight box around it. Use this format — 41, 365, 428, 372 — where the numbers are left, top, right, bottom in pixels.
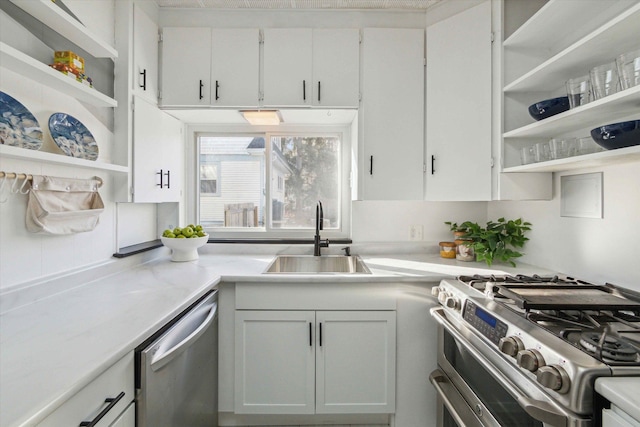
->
234, 310, 396, 415
37, 353, 134, 427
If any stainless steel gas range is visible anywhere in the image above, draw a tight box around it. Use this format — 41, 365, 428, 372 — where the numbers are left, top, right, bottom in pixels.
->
429, 274, 640, 427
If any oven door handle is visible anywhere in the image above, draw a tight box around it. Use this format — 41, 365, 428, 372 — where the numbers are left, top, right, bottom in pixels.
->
431, 307, 569, 427
430, 369, 484, 427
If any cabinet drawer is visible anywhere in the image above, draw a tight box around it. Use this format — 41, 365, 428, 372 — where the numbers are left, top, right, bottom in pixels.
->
235, 282, 397, 310
38, 352, 133, 427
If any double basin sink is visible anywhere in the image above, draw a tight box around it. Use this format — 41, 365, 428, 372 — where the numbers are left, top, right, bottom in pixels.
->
264, 255, 371, 274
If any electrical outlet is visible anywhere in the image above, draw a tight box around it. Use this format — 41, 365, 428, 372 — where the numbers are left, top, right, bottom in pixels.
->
409, 224, 423, 241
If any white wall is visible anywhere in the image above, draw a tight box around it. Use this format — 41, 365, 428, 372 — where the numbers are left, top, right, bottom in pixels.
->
488, 162, 640, 291
352, 200, 487, 243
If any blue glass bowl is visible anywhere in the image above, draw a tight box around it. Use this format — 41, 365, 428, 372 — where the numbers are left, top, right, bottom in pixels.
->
528, 96, 570, 121
590, 120, 640, 150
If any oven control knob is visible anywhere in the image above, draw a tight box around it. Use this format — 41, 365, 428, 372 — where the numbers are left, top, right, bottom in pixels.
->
517, 349, 545, 372
536, 365, 570, 394
498, 336, 524, 357
438, 291, 449, 305
431, 286, 442, 298
445, 296, 460, 311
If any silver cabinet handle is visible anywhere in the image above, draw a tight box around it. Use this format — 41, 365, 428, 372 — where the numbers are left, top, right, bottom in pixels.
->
151, 300, 217, 371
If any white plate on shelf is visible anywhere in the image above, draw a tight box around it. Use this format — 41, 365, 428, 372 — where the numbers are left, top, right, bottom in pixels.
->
48, 112, 98, 161
0, 91, 43, 150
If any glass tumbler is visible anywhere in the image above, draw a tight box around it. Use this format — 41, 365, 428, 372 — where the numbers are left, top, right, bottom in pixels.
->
616, 48, 640, 90
590, 62, 619, 99
520, 145, 536, 165
566, 75, 591, 108
534, 141, 551, 162
577, 136, 603, 155
549, 138, 576, 159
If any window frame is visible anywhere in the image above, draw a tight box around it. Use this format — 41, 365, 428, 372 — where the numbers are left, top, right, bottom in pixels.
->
186, 124, 352, 240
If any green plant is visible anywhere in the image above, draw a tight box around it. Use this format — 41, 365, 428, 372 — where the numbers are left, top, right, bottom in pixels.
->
459, 218, 532, 267
444, 221, 469, 232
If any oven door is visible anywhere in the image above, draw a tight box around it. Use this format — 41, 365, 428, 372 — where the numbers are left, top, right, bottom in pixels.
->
431, 307, 591, 427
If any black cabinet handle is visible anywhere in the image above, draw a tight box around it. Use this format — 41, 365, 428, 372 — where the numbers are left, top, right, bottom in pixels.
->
79, 391, 125, 427
199, 80, 204, 100
369, 155, 373, 175
165, 170, 170, 189
140, 69, 146, 91
431, 155, 436, 175
157, 169, 164, 188
319, 322, 323, 346
309, 322, 312, 346
215, 80, 220, 101
318, 81, 321, 102
303, 80, 306, 101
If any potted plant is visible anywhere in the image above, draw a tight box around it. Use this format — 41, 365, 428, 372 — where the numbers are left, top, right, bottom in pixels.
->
459, 218, 532, 267
444, 221, 470, 241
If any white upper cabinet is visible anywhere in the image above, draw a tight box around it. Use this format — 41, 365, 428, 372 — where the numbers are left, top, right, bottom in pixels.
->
312, 29, 360, 107
360, 28, 425, 200
160, 27, 212, 106
160, 27, 259, 107
263, 28, 314, 107
132, 96, 183, 203
426, 1, 492, 201
263, 28, 359, 107
211, 29, 260, 107
132, 4, 158, 104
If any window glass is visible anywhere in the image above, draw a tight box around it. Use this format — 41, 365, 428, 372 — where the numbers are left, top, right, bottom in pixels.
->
198, 136, 265, 228
270, 135, 340, 229
195, 131, 345, 237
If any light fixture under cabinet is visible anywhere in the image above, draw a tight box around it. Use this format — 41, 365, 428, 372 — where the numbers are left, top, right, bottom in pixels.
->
240, 110, 283, 125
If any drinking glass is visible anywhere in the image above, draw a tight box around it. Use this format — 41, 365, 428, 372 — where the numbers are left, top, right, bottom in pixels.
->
590, 62, 619, 99
616, 48, 640, 90
535, 141, 551, 162
549, 138, 576, 159
520, 145, 536, 165
566, 75, 591, 108
576, 136, 603, 155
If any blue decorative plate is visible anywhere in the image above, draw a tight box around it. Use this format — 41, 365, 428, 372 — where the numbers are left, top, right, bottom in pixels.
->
48, 113, 98, 161
0, 91, 43, 150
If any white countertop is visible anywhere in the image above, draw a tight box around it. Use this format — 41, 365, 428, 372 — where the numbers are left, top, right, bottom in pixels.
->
595, 377, 640, 422
0, 244, 552, 427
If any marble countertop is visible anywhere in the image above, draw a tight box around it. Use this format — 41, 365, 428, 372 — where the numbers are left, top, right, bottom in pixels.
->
595, 377, 640, 422
0, 244, 552, 427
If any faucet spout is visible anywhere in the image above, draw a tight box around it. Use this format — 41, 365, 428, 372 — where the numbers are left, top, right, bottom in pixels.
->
314, 201, 329, 256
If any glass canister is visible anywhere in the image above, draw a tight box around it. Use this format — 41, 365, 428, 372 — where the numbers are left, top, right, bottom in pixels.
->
455, 239, 475, 261
439, 241, 456, 259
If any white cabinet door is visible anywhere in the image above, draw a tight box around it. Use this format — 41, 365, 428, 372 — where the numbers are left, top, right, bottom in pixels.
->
263, 28, 313, 107
234, 310, 316, 414
361, 28, 425, 200
132, 4, 158, 104
312, 29, 360, 107
211, 29, 260, 107
160, 27, 211, 106
132, 96, 183, 202
316, 311, 396, 414
109, 402, 135, 427
426, 1, 492, 201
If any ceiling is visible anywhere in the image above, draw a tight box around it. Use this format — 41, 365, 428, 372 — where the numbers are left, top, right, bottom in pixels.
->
154, 0, 444, 10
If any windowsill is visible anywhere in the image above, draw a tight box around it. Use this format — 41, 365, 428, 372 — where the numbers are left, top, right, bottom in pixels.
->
208, 238, 353, 245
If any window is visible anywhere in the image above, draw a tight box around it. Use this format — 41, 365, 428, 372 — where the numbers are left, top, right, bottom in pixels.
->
193, 128, 350, 238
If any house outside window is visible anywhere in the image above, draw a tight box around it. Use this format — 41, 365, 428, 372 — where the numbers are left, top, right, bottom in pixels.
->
191, 127, 350, 239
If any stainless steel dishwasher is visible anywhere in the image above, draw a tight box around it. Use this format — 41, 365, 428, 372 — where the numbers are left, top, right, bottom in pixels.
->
135, 290, 218, 427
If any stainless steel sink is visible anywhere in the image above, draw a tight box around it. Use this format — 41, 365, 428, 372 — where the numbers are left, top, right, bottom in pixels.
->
264, 255, 371, 274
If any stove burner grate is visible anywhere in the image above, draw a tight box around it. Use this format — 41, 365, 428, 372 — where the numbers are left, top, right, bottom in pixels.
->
579, 332, 639, 363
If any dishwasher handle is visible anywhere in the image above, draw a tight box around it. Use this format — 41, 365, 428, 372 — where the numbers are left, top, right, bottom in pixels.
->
150, 299, 217, 371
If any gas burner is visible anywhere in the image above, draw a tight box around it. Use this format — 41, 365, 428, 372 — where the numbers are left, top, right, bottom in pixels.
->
579, 332, 639, 363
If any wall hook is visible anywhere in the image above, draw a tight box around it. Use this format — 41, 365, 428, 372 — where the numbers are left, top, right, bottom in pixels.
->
0, 176, 8, 203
